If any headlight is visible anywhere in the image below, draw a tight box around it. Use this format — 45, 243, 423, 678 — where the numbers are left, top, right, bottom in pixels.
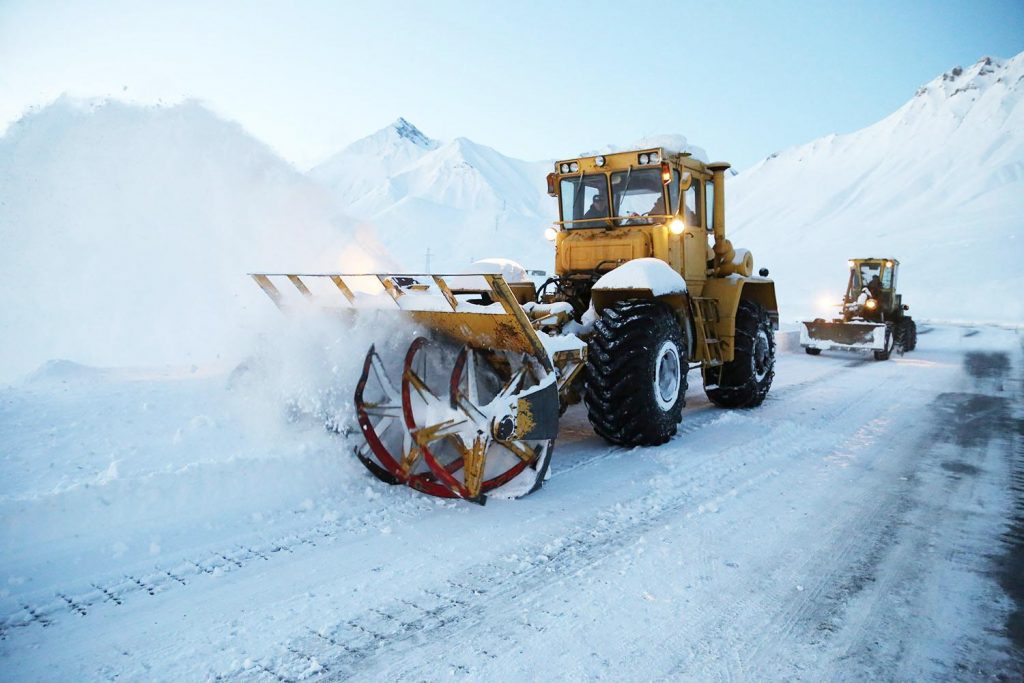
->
649, 152, 660, 163
595, 155, 605, 167
864, 298, 878, 310
560, 163, 570, 173
885, 260, 893, 268
847, 260, 855, 269
569, 162, 579, 172
639, 153, 649, 165
544, 226, 558, 241
669, 218, 684, 234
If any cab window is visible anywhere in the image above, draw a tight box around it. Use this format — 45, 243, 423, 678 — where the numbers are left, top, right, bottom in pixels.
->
683, 183, 697, 227
881, 264, 894, 288
611, 168, 665, 222
560, 174, 609, 228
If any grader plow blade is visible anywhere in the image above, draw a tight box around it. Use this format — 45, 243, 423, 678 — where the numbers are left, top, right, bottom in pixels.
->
800, 319, 887, 352
251, 272, 561, 503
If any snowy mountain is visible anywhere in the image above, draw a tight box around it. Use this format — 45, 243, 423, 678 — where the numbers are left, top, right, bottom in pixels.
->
311, 119, 552, 272
728, 54, 1024, 323
0, 98, 394, 382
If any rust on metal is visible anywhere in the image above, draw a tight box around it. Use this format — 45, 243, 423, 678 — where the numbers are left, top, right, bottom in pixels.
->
250, 274, 284, 310
286, 274, 313, 299
328, 275, 356, 304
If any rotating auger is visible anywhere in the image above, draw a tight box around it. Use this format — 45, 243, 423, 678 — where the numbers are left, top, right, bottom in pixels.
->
355, 338, 558, 502
251, 271, 584, 504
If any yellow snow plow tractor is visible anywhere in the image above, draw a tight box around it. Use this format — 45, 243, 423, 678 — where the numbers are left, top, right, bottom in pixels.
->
251, 146, 779, 503
801, 258, 917, 361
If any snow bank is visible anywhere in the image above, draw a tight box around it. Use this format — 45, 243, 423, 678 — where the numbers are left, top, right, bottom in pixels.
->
0, 308, 436, 608
468, 258, 529, 282
0, 98, 395, 382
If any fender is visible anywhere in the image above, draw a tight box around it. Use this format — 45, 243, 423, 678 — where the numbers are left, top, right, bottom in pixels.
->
700, 276, 779, 362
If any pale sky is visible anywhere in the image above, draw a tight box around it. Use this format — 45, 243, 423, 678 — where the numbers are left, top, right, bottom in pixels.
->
1, 0, 1022, 171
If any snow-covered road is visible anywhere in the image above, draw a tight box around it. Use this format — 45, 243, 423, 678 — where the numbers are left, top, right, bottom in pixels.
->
2, 325, 1021, 681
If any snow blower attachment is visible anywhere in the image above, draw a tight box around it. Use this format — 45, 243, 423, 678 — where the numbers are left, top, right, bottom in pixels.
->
250, 272, 582, 503
253, 145, 780, 503
800, 258, 916, 361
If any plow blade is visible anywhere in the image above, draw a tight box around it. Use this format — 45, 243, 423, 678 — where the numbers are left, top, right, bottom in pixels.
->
251, 272, 567, 503
800, 319, 886, 351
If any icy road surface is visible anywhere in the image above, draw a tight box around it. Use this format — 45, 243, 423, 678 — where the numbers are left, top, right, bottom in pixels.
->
1, 325, 1021, 681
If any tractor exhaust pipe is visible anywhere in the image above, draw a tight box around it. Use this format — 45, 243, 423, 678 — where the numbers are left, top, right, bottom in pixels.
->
707, 161, 730, 245
707, 162, 748, 276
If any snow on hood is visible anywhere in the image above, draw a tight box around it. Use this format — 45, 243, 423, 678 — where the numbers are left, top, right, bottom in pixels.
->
592, 258, 688, 296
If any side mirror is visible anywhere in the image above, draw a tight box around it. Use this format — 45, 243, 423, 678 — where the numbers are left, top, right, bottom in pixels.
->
679, 172, 692, 191
545, 173, 557, 197
903, 304, 909, 310
759, 268, 769, 277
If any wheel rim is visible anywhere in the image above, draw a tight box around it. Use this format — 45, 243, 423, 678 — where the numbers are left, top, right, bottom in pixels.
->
654, 340, 681, 410
753, 329, 770, 382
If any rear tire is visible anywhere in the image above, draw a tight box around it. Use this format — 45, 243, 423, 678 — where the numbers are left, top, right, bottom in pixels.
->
906, 319, 917, 351
585, 300, 687, 446
804, 347, 822, 356
704, 300, 776, 408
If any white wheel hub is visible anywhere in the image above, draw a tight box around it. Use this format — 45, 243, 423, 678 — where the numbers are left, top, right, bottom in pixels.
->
653, 340, 681, 411
753, 328, 771, 382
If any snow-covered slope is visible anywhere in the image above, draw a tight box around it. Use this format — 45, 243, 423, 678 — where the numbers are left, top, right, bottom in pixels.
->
729, 54, 1024, 323
311, 119, 552, 272
0, 99, 394, 382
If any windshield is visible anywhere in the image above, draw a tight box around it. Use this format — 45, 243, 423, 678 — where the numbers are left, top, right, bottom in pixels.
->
611, 168, 666, 226
847, 262, 883, 300
560, 174, 611, 228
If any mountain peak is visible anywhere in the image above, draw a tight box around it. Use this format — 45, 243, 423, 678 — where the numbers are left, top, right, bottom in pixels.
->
389, 117, 435, 149
913, 54, 1016, 99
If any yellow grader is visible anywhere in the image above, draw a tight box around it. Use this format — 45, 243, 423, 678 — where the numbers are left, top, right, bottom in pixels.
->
801, 258, 916, 361
252, 147, 778, 503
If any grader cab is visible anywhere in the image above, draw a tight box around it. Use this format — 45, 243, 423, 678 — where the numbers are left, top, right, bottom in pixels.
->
801, 258, 917, 360
251, 145, 779, 503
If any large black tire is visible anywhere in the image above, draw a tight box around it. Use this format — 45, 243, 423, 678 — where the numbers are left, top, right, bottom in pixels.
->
894, 319, 908, 354
873, 323, 894, 361
585, 299, 687, 446
906, 319, 917, 351
805, 347, 822, 356
705, 300, 776, 408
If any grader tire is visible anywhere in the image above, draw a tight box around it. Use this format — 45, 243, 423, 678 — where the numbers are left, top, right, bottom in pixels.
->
705, 300, 776, 408
805, 347, 822, 356
585, 299, 686, 446
894, 319, 908, 354
906, 319, 917, 351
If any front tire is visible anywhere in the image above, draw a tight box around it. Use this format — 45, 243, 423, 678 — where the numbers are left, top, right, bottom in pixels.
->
705, 300, 776, 408
804, 347, 822, 356
585, 300, 687, 446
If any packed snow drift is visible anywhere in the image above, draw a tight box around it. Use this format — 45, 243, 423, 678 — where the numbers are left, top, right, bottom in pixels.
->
0, 99, 393, 382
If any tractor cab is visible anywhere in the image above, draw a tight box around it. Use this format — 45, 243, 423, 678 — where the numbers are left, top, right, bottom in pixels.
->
544, 148, 735, 300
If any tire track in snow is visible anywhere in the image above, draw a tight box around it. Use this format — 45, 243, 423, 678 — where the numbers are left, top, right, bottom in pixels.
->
0, 353, 871, 638
250, 373, 917, 681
